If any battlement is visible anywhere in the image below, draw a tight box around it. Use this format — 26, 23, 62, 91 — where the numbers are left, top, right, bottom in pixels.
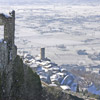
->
0, 11, 17, 69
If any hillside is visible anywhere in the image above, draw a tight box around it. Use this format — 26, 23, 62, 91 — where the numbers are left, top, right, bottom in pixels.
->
0, 55, 84, 100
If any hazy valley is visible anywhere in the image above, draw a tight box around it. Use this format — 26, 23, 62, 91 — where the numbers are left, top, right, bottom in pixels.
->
0, 4, 100, 98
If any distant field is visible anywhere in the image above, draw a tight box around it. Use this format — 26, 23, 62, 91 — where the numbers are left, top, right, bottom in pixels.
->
0, 5, 100, 66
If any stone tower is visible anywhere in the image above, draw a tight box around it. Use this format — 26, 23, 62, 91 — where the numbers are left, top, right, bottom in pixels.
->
0, 10, 15, 47
40, 48, 45, 60
4, 10, 15, 48
0, 11, 17, 69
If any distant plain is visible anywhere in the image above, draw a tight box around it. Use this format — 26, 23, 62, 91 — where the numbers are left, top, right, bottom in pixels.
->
0, 5, 100, 66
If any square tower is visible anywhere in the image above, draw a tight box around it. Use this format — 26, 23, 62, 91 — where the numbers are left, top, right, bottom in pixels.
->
40, 48, 45, 60
0, 11, 17, 69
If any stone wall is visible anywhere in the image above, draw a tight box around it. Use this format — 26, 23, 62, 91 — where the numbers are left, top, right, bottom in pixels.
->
0, 11, 16, 69
0, 43, 8, 69
0, 11, 15, 47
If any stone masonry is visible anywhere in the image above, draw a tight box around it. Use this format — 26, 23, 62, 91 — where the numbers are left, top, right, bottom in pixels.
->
0, 11, 17, 69
40, 48, 45, 60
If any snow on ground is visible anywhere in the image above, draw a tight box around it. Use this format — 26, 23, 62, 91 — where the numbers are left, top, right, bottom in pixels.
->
0, 4, 100, 95
0, 5, 100, 66
16, 5, 100, 66
22, 53, 100, 95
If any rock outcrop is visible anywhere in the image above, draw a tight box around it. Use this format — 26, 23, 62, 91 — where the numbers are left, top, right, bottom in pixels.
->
0, 55, 42, 100
42, 86, 84, 100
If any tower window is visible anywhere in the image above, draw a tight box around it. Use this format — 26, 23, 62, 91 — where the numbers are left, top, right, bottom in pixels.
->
0, 25, 4, 42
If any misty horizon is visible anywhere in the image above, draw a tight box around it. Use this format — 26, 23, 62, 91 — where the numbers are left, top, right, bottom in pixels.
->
0, 0, 100, 5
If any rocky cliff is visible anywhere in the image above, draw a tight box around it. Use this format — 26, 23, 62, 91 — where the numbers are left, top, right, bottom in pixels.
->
0, 55, 42, 100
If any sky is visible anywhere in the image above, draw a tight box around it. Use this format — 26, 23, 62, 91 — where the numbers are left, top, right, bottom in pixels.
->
0, 0, 100, 5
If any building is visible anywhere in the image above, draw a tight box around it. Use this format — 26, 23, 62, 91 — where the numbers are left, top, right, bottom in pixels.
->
40, 48, 45, 60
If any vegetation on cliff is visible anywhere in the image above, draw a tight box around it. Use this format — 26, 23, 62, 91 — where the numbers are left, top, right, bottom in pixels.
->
42, 86, 84, 100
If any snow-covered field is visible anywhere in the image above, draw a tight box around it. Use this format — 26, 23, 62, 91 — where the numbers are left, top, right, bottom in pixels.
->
0, 5, 100, 67
1, 4, 100, 96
